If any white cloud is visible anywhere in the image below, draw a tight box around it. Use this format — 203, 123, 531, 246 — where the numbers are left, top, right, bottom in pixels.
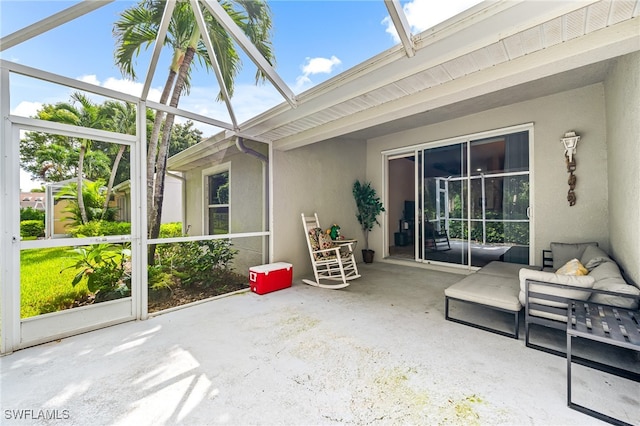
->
77, 74, 163, 103
78, 74, 100, 86
20, 169, 43, 192
383, 0, 484, 43
12, 101, 43, 118
301, 56, 342, 75
294, 55, 342, 92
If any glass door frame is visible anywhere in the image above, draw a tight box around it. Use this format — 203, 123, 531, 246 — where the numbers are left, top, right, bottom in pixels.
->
383, 123, 535, 271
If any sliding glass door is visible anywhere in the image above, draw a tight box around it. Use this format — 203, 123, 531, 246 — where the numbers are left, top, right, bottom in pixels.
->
418, 129, 530, 267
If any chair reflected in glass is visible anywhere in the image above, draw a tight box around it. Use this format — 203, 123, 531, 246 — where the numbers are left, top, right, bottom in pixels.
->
424, 221, 451, 252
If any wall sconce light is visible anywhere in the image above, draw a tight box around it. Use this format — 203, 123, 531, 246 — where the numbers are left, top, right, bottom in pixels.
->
561, 131, 580, 206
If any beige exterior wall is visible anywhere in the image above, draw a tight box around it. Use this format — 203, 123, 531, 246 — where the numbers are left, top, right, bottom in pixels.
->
272, 138, 366, 278
53, 199, 73, 234
182, 141, 268, 275
605, 52, 640, 284
366, 83, 609, 267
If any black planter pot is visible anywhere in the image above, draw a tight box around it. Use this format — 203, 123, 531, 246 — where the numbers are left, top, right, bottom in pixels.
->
362, 249, 375, 264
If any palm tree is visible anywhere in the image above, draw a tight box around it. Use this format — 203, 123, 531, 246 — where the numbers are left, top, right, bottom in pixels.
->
113, 0, 275, 262
99, 100, 142, 219
41, 92, 107, 224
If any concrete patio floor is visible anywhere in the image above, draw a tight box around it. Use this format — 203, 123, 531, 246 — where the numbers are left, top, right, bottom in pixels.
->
1, 262, 638, 425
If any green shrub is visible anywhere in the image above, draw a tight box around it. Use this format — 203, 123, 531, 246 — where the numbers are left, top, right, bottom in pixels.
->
20, 207, 45, 221
20, 220, 45, 238
62, 243, 131, 302
156, 239, 237, 287
159, 222, 183, 238
70, 220, 131, 237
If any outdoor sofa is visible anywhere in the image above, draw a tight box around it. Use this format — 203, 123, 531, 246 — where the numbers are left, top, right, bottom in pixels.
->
444, 242, 640, 342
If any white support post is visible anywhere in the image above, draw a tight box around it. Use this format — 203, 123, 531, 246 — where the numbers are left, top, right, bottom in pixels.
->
137, 100, 148, 320
0, 65, 20, 354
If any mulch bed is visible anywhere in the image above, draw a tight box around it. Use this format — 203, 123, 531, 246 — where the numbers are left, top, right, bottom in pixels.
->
148, 271, 250, 313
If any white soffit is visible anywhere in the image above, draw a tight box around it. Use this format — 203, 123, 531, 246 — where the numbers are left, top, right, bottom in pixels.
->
242, 0, 639, 150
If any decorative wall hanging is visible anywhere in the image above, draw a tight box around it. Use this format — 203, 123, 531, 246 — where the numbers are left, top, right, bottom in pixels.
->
561, 131, 581, 206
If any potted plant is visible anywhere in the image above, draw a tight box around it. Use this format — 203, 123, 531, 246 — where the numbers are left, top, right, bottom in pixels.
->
352, 180, 385, 263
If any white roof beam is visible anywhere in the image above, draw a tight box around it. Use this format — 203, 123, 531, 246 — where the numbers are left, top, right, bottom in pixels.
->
1, 59, 139, 104
384, 0, 415, 58
146, 99, 234, 131
190, 0, 238, 128
0, 0, 114, 52
199, 0, 297, 108
141, 0, 175, 101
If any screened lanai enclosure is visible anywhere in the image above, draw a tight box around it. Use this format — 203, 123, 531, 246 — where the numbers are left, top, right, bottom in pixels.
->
0, 0, 283, 354
3, 0, 640, 356
0, 62, 271, 353
0, 0, 437, 354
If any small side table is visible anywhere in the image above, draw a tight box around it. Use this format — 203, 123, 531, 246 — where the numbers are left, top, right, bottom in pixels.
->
566, 300, 640, 426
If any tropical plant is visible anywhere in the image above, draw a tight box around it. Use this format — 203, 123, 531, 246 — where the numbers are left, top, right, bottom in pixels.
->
352, 180, 385, 251
113, 0, 275, 263
55, 180, 116, 226
98, 100, 137, 218
156, 239, 237, 287
20, 93, 141, 224
59, 93, 107, 223
62, 243, 131, 302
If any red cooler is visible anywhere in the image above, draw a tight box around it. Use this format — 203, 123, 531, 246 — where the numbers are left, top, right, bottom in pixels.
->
249, 262, 293, 295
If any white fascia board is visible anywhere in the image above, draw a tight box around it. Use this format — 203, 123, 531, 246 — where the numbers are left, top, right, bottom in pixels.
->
167, 133, 235, 170
167, 129, 272, 171
0, 0, 114, 51
274, 18, 640, 151
238, 1, 600, 136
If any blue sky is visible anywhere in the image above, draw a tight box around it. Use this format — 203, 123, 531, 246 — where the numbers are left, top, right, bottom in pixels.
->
0, 0, 482, 188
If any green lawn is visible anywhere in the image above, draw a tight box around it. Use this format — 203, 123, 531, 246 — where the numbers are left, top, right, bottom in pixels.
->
20, 247, 89, 318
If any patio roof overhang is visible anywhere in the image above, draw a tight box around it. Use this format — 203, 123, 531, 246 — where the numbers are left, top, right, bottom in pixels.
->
169, 0, 639, 170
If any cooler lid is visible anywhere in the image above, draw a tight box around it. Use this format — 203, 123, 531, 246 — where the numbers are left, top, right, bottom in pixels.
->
249, 262, 292, 273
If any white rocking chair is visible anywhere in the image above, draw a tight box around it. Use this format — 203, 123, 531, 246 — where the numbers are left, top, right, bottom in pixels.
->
301, 213, 361, 289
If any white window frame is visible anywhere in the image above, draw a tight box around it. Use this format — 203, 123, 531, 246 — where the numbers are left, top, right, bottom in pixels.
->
202, 162, 231, 235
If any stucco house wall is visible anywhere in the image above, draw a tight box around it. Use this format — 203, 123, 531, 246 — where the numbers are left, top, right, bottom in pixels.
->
365, 82, 610, 268
605, 52, 640, 284
272, 138, 366, 278
181, 141, 268, 274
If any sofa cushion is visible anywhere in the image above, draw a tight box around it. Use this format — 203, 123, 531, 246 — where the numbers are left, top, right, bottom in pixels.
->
588, 261, 622, 282
556, 258, 588, 276
518, 268, 595, 307
445, 274, 521, 312
589, 278, 640, 309
550, 242, 598, 270
580, 245, 613, 271
476, 261, 539, 278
